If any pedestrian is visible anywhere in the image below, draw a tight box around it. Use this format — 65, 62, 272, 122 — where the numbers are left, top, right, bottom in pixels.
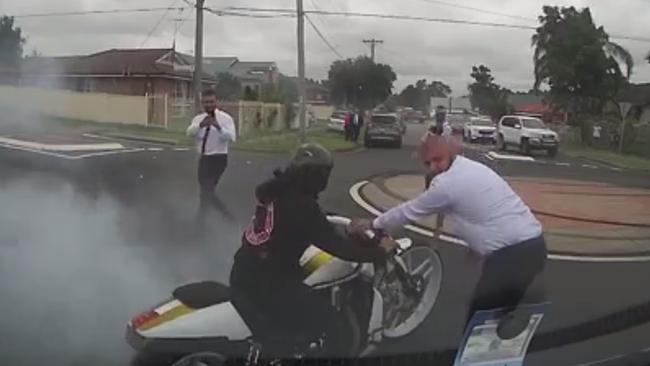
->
349, 134, 547, 336
353, 110, 364, 142
186, 88, 237, 216
343, 111, 353, 141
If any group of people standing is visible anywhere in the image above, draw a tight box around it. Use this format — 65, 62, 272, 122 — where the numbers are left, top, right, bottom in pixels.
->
343, 110, 364, 142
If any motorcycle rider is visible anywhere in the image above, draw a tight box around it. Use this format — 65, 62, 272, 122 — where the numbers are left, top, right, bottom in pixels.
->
229, 143, 397, 357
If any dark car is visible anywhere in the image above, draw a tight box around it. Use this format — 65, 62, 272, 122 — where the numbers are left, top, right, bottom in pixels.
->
364, 113, 403, 148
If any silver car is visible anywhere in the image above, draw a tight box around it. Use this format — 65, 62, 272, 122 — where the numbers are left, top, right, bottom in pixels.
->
364, 113, 403, 148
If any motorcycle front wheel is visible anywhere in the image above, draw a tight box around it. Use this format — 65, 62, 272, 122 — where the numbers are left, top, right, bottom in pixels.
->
383, 246, 443, 338
170, 352, 225, 366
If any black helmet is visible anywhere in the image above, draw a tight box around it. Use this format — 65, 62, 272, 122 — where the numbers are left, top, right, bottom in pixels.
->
289, 143, 333, 169
287, 143, 333, 196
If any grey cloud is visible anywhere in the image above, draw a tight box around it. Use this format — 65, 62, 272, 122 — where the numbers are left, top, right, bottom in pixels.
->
7, 0, 650, 95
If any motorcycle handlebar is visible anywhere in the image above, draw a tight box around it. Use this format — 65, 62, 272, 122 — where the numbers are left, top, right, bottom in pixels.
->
326, 215, 378, 240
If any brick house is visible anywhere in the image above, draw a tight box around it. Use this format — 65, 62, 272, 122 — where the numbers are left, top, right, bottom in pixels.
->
202, 57, 279, 97
19, 48, 217, 101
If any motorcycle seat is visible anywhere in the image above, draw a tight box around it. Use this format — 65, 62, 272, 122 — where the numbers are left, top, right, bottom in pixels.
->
173, 281, 230, 310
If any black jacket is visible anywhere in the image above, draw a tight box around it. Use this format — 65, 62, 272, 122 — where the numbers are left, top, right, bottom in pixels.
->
235, 190, 385, 279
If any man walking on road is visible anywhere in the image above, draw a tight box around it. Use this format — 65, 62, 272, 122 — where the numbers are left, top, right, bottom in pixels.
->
187, 88, 236, 216
352, 109, 364, 142
350, 135, 547, 335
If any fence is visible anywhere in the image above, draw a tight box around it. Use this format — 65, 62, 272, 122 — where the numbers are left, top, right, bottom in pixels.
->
0, 85, 151, 126
169, 99, 286, 138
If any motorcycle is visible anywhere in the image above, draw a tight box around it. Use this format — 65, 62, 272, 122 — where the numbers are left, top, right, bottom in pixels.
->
126, 216, 443, 365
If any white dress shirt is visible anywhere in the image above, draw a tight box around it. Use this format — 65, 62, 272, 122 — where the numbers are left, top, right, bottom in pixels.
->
373, 156, 542, 255
186, 110, 237, 155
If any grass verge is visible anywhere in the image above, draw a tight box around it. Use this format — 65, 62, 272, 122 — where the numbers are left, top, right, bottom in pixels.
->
233, 129, 357, 153
562, 143, 650, 171
31, 114, 356, 152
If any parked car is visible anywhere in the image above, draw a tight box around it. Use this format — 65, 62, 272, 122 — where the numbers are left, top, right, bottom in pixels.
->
464, 117, 496, 143
327, 111, 348, 132
497, 115, 559, 156
402, 109, 426, 124
364, 113, 403, 148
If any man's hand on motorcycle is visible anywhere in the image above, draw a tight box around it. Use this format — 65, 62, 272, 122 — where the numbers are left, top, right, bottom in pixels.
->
378, 237, 398, 254
347, 218, 372, 237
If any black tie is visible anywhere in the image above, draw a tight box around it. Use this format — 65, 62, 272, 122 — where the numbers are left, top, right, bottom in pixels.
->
201, 125, 211, 155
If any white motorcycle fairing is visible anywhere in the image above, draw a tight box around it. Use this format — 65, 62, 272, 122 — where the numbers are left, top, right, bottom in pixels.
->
126, 215, 441, 360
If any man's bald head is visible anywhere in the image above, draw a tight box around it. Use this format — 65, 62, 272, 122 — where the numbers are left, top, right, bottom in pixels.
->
421, 134, 461, 174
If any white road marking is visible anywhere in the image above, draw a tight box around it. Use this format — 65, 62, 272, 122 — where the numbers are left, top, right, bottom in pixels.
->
0, 136, 123, 151
147, 147, 164, 151
173, 147, 191, 151
74, 148, 146, 159
0, 142, 146, 160
555, 162, 570, 166
349, 180, 650, 263
487, 151, 535, 162
582, 164, 598, 169
0, 142, 76, 160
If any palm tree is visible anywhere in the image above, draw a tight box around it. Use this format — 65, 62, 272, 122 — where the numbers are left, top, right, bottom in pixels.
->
532, 6, 633, 91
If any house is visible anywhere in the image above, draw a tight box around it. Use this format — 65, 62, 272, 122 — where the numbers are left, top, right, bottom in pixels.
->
19, 48, 217, 101
202, 57, 279, 96
508, 93, 566, 123
619, 83, 650, 124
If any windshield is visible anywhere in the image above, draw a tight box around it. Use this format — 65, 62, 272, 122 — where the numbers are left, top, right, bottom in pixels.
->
3, 1, 650, 365
522, 118, 547, 129
471, 119, 493, 126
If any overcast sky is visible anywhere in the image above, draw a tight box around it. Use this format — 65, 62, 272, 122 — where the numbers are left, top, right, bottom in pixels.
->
6, 0, 650, 95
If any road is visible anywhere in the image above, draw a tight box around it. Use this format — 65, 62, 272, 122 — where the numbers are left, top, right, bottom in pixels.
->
1, 122, 650, 365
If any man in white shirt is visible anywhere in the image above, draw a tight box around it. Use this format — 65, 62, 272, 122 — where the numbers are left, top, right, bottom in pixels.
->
186, 88, 237, 213
350, 135, 547, 328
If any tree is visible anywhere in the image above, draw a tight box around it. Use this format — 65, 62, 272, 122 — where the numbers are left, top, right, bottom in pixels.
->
532, 6, 633, 115
215, 72, 242, 101
468, 65, 511, 118
398, 79, 451, 111
328, 56, 396, 110
0, 16, 25, 67
242, 86, 258, 101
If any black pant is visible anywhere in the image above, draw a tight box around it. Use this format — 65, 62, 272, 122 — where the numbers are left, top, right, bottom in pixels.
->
198, 154, 227, 206
344, 125, 353, 141
352, 124, 361, 142
467, 235, 547, 322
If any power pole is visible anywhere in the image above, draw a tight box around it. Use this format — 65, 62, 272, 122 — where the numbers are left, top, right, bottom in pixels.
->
363, 38, 384, 62
296, 0, 307, 143
192, 0, 205, 113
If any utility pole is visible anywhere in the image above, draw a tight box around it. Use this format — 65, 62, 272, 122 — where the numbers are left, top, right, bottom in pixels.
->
296, 0, 307, 143
192, 0, 205, 113
363, 38, 384, 62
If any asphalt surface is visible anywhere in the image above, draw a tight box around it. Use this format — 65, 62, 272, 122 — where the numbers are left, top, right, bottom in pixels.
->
2, 122, 650, 365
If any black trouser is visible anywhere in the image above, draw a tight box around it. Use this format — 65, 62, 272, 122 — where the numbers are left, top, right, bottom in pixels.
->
197, 153, 228, 209
230, 254, 344, 356
352, 124, 361, 142
467, 235, 547, 323
344, 125, 353, 141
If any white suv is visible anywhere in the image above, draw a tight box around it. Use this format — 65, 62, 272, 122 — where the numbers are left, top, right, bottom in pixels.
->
497, 115, 559, 157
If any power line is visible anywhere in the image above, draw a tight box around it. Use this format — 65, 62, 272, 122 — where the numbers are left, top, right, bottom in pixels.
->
140, 0, 179, 48
9, 5, 650, 43
305, 14, 343, 58
11, 6, 190, 18
415, 0, 536, 22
